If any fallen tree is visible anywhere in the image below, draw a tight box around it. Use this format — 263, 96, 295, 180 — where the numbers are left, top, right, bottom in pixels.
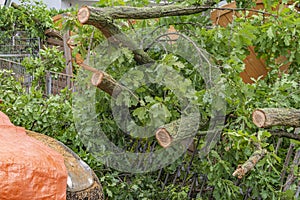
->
76, 3, 218, 65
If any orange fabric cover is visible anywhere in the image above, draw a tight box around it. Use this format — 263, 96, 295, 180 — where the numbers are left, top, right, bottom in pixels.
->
0, 111, 67, 200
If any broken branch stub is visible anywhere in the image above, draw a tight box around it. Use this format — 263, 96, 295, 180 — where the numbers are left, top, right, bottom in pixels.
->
77, 62, 126, 97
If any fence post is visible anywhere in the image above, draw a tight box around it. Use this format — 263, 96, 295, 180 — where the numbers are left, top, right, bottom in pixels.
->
46, 71, 52, 95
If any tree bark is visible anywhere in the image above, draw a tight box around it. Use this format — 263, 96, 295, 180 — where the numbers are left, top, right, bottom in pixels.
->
232, 149, 267, 179
252, 108, 300, 128
78, 6, 154, 65
11, 2, 41, 25
78, 4, 214, 20
155, 116, 201, 149
77, 62, 139, 100
78, 62, 125, 96
269, 130, 300, 141
91, 71, 123, 96
77, 2, 215, 65
45, 29, 63, 40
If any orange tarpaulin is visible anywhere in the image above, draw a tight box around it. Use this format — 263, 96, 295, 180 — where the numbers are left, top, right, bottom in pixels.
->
0, 111, 67, 200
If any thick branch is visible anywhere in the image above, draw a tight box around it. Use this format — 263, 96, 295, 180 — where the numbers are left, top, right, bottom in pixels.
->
252, 108, 300, 128
78, 3, 215, 20
78, 62, 139, 100
156, 119, 181, 148
91, 71, 122, 96
78, 6, 154, 65
45, 29, 63, 40
232, 149, 267, 179
155, 116, 202, 149
11, 2, 41, 25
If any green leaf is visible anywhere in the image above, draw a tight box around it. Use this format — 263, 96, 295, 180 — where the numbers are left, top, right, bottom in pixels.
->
132, 107, 147, 121
267, 27, 274, 39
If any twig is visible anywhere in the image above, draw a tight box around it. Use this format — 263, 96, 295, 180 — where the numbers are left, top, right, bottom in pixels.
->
269, 130, 300, 141
283, 149, 300, 191
145, 32, 214, 86
280, 143, 295, 185
86, 27, 95, 64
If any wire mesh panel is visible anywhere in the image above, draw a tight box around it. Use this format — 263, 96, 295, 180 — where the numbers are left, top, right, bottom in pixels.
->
45, 71, 75, 96
0, 31, 40, 56
0, 58, 33, 92
0, 30, 39, 93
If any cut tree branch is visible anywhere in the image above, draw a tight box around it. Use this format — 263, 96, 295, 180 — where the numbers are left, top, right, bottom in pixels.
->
232, 148, 267, 179
11, 2, 41, 25
77, 62, 139, 100
91, 71, 123, 96
252, 108, 300, 128
76, 2, 279, 66
155, 116, 206, 149
78, 6, 154, 65
77, 4, 215, 20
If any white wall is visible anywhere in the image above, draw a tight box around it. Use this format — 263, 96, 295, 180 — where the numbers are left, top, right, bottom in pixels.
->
61, 0, 98, 9
10, 0, 98, 9
11, 0, 61, 9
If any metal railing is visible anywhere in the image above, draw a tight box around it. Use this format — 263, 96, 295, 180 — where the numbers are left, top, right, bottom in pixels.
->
0, 58, 33, 92
45, 70, 75, 95
0, 31, 40, 56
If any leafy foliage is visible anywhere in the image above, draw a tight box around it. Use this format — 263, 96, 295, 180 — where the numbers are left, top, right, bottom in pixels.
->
0, 0, 299, 199
22, 46, 66, 84
0, 0, 53, 38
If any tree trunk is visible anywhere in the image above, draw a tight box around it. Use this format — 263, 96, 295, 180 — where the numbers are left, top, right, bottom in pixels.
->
252, 108, 300, 128
232, 149, 267, 179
